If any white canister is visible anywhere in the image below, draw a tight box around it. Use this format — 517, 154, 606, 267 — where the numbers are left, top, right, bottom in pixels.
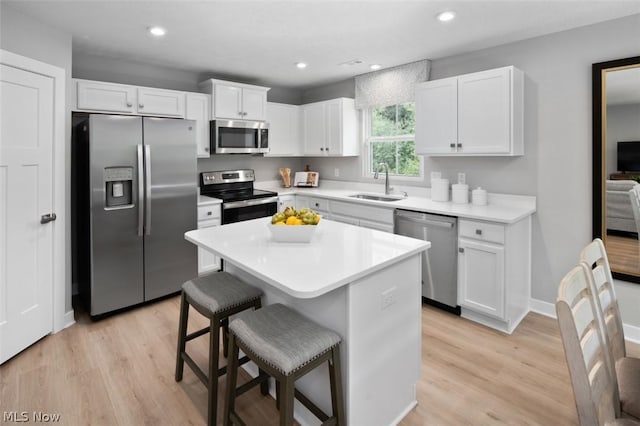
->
452, 184, 469, 204
472, 187, 488, 206
431, 179, 450, 202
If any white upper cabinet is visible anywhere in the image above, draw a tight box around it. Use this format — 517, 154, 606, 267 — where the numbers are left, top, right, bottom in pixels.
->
76, 80, 137, 114
265, 102, 302, 156
199, 79, 269, 121
186, 93, 211, 158
75, 79, 185, 117
302, 98, 358, 157
415, 66, 524, 156
137, 87, 185, 117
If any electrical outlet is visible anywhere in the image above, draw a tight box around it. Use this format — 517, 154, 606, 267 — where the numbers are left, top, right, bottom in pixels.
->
381, 287, 396, 310
458, 172, 466, 185
334, 168, 340, 177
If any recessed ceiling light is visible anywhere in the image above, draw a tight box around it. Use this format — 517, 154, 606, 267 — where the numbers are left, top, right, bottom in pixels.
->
148, 26, 167, 37
295, 62, 307, 69
370, 64, 381, 71
436, 11, 456, 22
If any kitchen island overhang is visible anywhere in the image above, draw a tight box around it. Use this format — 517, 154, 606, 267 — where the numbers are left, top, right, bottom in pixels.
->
185, 218, 430, 425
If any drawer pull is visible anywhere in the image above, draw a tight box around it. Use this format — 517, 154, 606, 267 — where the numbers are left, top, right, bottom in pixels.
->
207, 211, 212, 216
475, 229, 483, 235
459, 247, 465, 253
315, 202, 319, 207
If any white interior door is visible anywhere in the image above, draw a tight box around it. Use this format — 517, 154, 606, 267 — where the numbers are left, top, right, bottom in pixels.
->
0, 63, 55, 364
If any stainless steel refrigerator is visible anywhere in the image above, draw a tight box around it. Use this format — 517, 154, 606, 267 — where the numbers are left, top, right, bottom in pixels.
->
73, 114, 197, 316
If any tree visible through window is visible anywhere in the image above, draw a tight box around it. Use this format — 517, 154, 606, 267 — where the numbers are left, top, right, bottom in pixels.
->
367, 103, 420, 177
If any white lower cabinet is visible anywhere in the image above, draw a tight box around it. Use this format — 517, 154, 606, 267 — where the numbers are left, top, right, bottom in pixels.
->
295, 196, 394, 232
458, 239, 505, 319
277, 194, 296, 210
457, 217, 531, 334
197, 203, 221, 275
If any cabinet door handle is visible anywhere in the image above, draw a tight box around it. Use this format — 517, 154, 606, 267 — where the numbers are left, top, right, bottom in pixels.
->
315, 203, 319, 207
320, 147, 324, 151
450, 143, 456, 148
457, 143, 462, 148
126, 101, 133, 107
326, 147, 330, 151
40, 213, 57, 224
458, 247, 465, 253
204, 147, 209, 152
475, 229, 483, 235
207, 211, 212, 216
139, 103, 144, 109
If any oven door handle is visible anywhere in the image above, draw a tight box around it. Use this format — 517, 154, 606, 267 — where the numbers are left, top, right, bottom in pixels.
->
223, 196, 278, 210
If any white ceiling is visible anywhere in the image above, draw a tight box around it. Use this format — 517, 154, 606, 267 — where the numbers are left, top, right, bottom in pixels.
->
6, 0, 640, 89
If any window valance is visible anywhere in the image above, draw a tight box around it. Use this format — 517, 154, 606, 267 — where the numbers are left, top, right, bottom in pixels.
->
354, 59, 431, 109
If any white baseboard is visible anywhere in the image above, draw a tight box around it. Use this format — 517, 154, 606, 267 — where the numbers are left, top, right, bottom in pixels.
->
529, 298, 556, 318
624, 324, 640, 344
63, 310, 75, 329
529, 298, 640, 345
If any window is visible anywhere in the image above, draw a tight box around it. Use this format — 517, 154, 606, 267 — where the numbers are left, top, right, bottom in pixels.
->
364, 103, 422, 179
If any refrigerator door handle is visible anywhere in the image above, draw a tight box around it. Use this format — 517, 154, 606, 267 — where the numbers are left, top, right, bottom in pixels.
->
137, 144, 144, 236
144, 145, 152, 235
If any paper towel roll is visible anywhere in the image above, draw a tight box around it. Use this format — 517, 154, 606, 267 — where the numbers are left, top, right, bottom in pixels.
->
452, 183, 469, 204
472, 187, 488, 205
432, 179, 450, 202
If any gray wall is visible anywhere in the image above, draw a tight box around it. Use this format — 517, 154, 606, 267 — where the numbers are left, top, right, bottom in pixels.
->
423, 15, 640, 309
606, 103, 640, 176
304, 14, 640, 323
197, 156, 304, 183
1, 4, 74, 314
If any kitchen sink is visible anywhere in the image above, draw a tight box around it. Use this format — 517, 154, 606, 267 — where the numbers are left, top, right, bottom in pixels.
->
348, 193, 404, 202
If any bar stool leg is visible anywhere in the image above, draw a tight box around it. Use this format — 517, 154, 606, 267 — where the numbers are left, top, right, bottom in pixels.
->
329, 346, 345, 425
208, 315, 221, 426
175, 293, 189, 382
223, 334, 240, 426
221, 318, 229, 358
280, 376, 295, 426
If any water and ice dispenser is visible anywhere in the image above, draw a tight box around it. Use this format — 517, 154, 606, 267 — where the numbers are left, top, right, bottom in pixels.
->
104, 167, 133, 208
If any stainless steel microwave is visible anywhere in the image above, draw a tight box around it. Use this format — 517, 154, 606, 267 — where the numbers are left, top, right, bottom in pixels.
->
209, 119, 269, 154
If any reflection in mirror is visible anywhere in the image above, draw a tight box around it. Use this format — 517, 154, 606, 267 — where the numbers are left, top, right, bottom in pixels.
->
593, 56, 640, 283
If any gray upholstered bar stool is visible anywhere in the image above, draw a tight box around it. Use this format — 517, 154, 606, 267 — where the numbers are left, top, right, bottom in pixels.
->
224, 303, 345, 426
175, 272, 267, 426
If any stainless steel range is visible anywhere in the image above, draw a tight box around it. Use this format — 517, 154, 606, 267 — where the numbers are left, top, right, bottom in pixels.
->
199, 169, 278, 224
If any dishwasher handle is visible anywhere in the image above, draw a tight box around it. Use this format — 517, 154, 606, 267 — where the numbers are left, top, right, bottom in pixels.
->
395, 211, 455, 229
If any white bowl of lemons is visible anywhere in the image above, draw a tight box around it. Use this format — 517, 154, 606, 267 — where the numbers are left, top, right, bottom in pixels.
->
267, 207, 321, 243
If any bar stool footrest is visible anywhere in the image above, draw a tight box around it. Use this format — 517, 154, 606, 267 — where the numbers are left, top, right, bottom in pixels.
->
295, 388, 330, 422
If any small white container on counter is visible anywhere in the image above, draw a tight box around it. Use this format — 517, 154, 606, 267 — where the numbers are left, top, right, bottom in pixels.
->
431, 179, 450, 202
472, 187, 488, 205
452, 183, 469, 204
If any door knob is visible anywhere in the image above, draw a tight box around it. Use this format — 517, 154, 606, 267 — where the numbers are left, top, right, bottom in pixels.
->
41, 213, 57, 224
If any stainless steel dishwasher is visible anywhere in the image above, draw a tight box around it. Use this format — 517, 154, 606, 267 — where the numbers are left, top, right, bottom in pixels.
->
394, 209, 460, 314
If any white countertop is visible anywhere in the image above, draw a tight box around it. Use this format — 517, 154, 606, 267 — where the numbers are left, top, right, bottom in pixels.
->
257, 180, 536, 224
185, 217, 430, 299
197, 194, 223, 205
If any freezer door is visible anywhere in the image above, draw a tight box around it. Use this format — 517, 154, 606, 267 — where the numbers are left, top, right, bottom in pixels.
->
142, 118, 197, 300
89, 115, 144, 315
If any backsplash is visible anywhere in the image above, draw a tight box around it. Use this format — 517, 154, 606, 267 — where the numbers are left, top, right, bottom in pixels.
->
197, 156, 305, 182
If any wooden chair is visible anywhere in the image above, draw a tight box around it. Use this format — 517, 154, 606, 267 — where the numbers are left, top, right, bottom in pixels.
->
556, 263, 639, 425
581, 238, 640, 420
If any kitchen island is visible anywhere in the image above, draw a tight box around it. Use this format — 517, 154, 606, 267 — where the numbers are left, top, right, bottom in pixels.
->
185, 217, 430, 426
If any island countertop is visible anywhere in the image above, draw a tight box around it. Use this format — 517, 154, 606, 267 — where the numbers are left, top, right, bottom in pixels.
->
185, 217, 430, 299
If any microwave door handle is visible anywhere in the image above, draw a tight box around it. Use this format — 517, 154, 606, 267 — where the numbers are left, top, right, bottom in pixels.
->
137, 145, 144, 236
145, 145, 152, 235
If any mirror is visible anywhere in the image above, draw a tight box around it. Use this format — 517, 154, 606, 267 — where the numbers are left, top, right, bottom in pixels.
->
593, 56, 640, 283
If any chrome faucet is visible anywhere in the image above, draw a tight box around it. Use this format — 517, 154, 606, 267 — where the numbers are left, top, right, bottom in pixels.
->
373, 162, 393, 195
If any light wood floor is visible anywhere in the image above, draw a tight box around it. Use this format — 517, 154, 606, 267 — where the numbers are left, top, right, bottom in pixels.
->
2, 296, 638, 425
606, 234, 640, 276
